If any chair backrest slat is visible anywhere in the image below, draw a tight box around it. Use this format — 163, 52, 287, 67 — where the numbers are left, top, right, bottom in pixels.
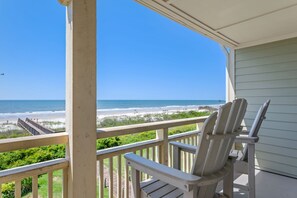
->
241, 100, 270, 161
191, 112, 218, 175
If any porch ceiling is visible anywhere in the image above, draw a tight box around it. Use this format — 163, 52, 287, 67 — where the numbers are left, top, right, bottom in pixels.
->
136, 0, 297, 49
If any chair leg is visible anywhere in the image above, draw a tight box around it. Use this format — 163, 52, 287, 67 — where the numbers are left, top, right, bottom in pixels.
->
223, 162, 234, 198
248, 144, 255, 198
183, 187, 197, 198
173, 146, 181, 170
131, 167, 141, 198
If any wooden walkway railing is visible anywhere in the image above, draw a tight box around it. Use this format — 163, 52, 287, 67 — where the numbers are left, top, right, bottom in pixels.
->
17, 118, 55, 136
25, 118, 55, 134
17, 118, 45, 135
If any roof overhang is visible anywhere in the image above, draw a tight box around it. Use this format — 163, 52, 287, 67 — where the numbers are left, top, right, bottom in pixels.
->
136, 0, 297, 49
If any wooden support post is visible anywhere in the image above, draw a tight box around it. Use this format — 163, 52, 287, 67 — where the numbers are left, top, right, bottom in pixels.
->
65, 0, 97, 197
156, 128, 168, 165
221, 45, 235, 102
248, 144, 256, 198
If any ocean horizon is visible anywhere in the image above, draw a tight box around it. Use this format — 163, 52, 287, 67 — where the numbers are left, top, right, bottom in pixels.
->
0, 100, 225, 114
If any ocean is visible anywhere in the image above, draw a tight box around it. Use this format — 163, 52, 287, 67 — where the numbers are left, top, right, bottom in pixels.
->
0, 100, 224, 114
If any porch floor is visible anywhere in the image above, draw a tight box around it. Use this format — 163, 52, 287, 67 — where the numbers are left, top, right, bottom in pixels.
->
232, 170, 297, 198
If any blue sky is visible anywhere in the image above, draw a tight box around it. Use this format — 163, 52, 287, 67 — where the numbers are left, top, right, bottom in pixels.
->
0, 0, 226, 100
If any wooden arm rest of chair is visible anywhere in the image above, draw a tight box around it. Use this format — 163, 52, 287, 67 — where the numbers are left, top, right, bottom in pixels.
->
125, 152, 201, 192
235, 136, 259, 144
169, 141, 197, 154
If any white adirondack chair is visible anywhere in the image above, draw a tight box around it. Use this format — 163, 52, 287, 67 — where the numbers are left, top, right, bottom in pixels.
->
233, 100, 270, 198
125, 98, 247, 198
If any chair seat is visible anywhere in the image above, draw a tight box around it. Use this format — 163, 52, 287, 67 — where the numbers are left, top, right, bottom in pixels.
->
140, 179, 226, 198
140, 178, 183, 198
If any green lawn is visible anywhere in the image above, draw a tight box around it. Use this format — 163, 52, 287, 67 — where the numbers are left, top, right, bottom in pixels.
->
23, 170, 63, 198
22, 171, 109, 198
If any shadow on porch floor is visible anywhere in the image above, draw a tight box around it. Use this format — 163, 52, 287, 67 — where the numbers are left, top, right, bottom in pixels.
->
229, 170, 297, 198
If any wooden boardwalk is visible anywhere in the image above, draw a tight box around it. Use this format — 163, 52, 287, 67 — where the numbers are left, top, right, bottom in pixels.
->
17, 118, 54, 136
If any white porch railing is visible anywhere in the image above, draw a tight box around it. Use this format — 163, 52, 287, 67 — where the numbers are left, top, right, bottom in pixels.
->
0, 116, 207, 198
96, 116, 207, 198
0, 133, 68, 198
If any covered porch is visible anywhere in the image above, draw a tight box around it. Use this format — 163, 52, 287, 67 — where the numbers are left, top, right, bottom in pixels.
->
1, 0, 297, 197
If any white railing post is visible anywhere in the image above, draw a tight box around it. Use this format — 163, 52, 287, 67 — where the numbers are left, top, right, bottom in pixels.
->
156, 128, 169, 165
65, 0, 97, 197
196, 122, 203, 130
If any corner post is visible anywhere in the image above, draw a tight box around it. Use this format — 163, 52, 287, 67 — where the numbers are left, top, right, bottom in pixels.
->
65, 0, 97, 197
221, 45, 235, 102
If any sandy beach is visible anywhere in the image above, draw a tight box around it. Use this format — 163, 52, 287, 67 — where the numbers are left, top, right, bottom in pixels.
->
0, 105, 219, 133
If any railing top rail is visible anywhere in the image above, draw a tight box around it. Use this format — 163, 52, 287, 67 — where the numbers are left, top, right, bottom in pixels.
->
0, 132, 68, 153
0, 158, 68, 183
97, 116, 208, 139
0, 116, 208, 153
168, 130, 200, 141
97, 139, 162, 159
96, 130, 201, 159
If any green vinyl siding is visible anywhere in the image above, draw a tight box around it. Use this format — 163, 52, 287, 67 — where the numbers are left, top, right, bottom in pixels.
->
235, 37, 297, 178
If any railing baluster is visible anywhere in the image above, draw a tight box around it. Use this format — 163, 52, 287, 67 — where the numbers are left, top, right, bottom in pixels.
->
32, 175, 38, 198
187, 138, 191, 172
152, 146, 156, 162
15, 180, 21, 198
117, 155, 122, 198
182, 139, 186, 172
171, 144, 174, 168
139, 149, 143, 157
48, 171, 53, 198
139, 149, 144, 181
109, 157, 114, 198
146, 148, 149, 160
145, 148, 149, 179
195, 135, 197, 145
190, 136, 194, 168
168, 143, 172, 168
157, 145, 161, 163
99, 159, 104, 198
125, 162, 129, 198
185, 138, 189, 172
63, 168, 68, 198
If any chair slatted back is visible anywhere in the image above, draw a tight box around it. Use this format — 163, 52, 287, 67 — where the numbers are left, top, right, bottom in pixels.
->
219, 99, 248, 168
192, 99, 247, 176
241, 100, 270, 161
190, 99, 247, 198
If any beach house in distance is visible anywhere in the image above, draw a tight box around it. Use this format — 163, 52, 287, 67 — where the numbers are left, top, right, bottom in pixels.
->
1, 0, 297, 198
